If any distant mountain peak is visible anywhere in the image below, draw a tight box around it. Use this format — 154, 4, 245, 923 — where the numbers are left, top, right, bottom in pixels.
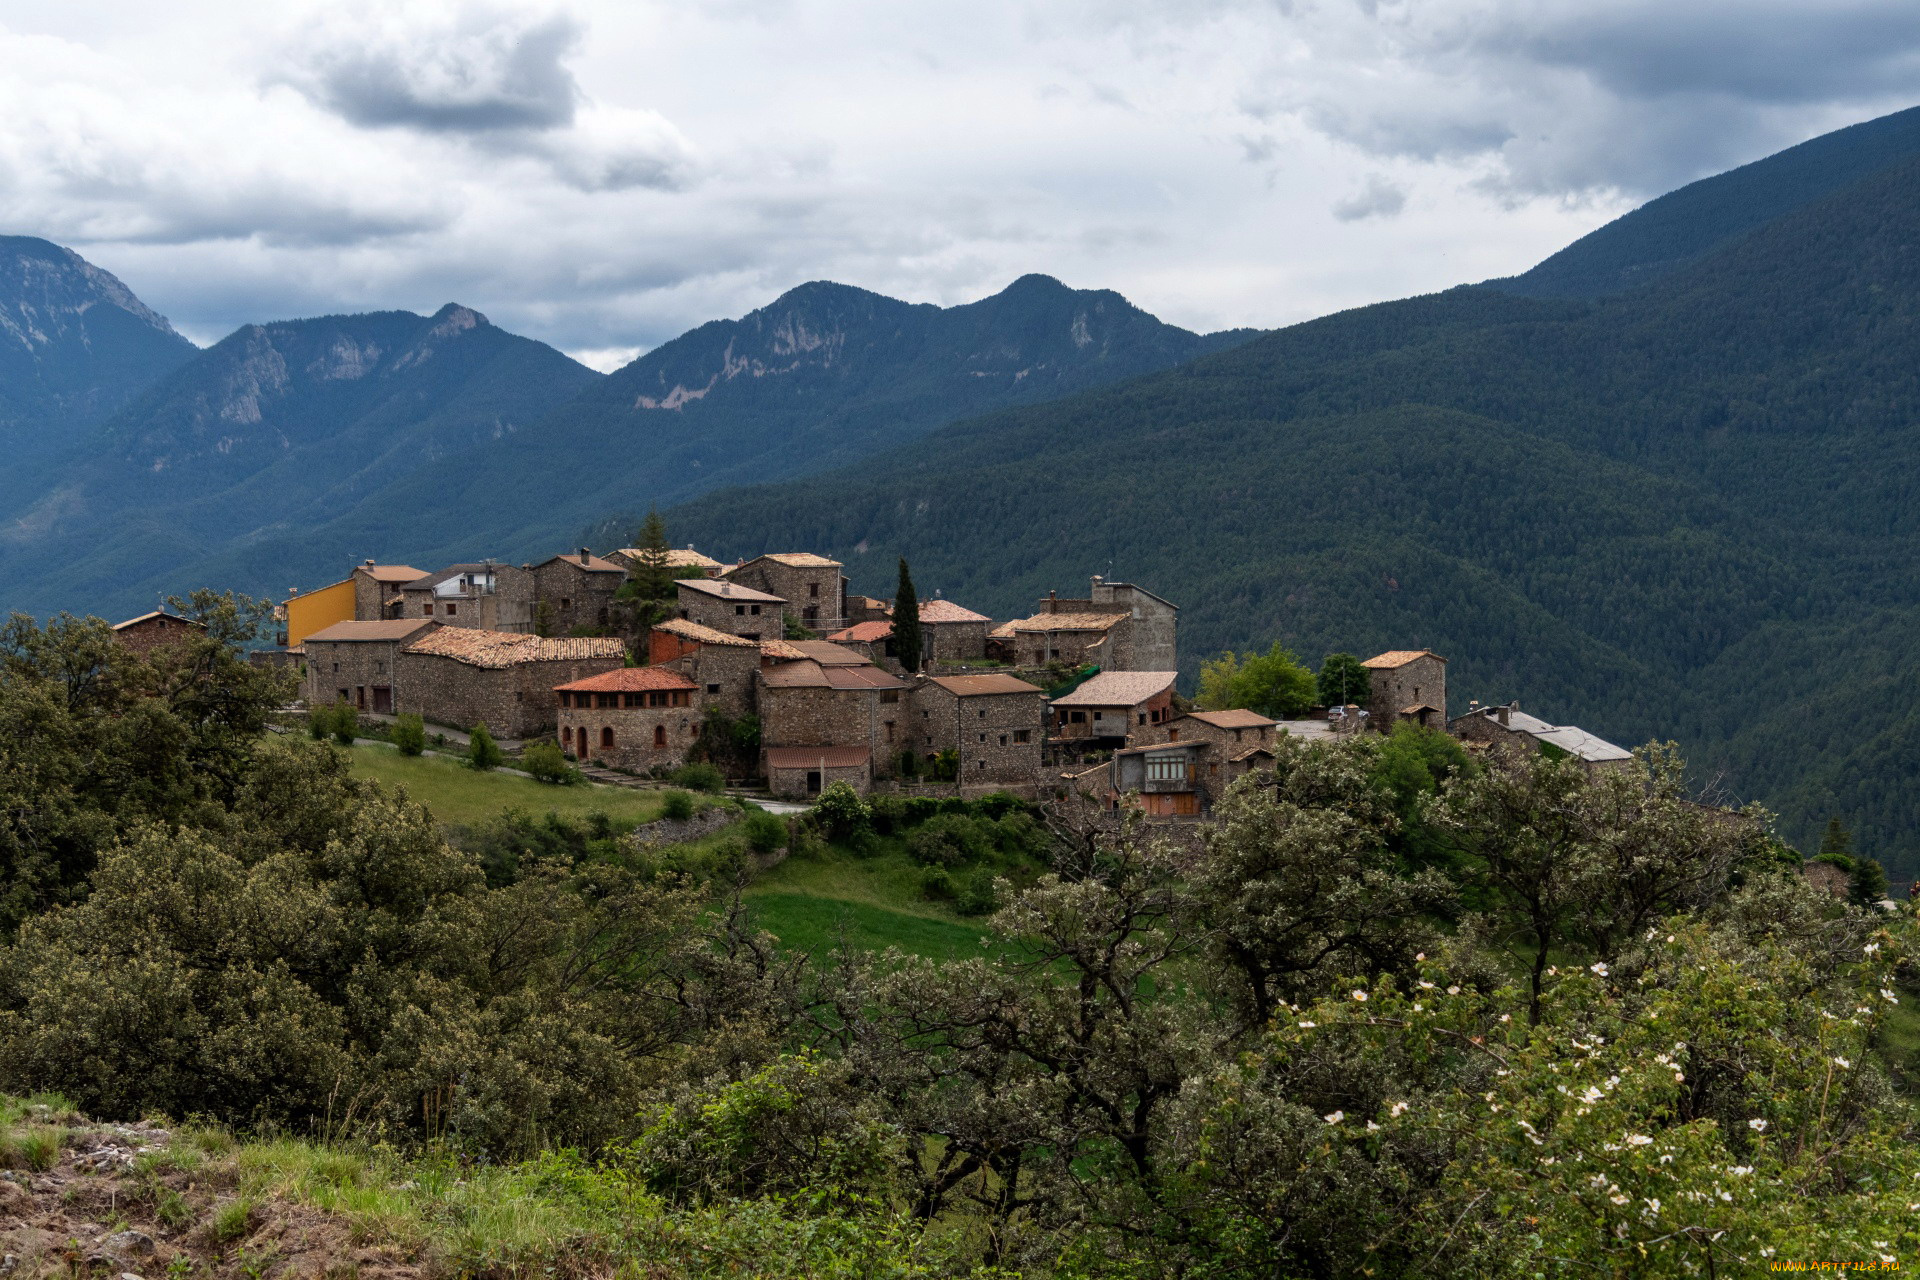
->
428, 302, 486, 335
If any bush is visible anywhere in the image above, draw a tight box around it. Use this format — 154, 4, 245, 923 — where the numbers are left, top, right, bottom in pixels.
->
329, 699, 358, 746
661, 789, 696, 821
907, 813, 991, 868
742, 808, 787, 854
306, 702, 333, 741
521, 740, 578, 785
669, 761, 726, 794
812, 781, 871, 840
974, 791, 1027, 821
956, 870, 999, 917
466, 722, 505, 771
847, 828, 882, 859
920, 868, 957, 900
391, 713, 427, 757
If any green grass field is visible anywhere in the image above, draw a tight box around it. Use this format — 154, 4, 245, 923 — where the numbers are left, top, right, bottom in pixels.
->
744, 840, 1024, 961
345, 743, 670, 827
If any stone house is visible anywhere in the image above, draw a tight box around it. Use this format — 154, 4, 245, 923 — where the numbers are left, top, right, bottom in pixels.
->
675, 577, 786, 640
992, 576, 1177, 671
825, 619, 895, 664
1144, 708, 1279, 755
398, 563, 533, 632
766, 746, 872, 801
555, 667, 701, 770
1050, 670, 1179, 746
1448, 701, 1633, 773
398, 628, 625, 738
526, 550, 627, 634
648, 619, 763, 717
757, 658, 910, 793
303, 619, 439, 714
828, 598, 992, 671
1361, 650, 1448, 730
351, 562, 428, 621
912, 674, 1048, 786
845, 595, 894, 625
722, 553, 847, 632
110, 610, 204, 655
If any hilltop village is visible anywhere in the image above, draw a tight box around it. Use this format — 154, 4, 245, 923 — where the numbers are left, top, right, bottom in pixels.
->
117, 545, 1633, 810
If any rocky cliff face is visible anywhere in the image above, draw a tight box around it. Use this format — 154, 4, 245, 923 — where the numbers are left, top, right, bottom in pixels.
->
0, 236, 196, 463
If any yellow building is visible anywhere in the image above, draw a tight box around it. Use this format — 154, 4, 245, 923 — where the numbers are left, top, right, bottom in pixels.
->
285, 579, 356, 649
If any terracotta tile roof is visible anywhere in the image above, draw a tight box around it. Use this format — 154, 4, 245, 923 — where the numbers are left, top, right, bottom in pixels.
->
614, 546, 722, 569
678, 578, 785, 603
765, 745, 870, 770
1230, 744, 1276, 763
110, 610, 203, 631
654, 618, 758, 648
555, 667, 699, 693
995, 612, 1129, 636
927, 674, 1045, 697
403, 628, 624, 669
918, 599, 990, 624
760, 660, 908, 690
356, 564, 427, 583
758, 638, 811, 661
1361, 649, 1447, 669
535, 552, 626, 574
1186, 709, 1277, 729
829, 620, 893, 643
307, 619, 438, 643
790, 640, 870, 666
749, 552, 842, 569
1051, 670, 1178, 707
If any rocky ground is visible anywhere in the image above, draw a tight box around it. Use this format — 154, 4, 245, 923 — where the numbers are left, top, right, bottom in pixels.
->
0, 1107, 417, 1280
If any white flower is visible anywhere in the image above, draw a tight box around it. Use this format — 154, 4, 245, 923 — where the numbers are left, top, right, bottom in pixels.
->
1644, 1197, 1660, 1214
1366, 1121, 1380, 1132
1626, 1134, 1653, 1146
1834, 1056, 1851, 1069
1610, 1194, 1629, 1206
1446, 985, 1460, 995
1415, 952, 1426, 961
1673, 1072, 1685, 1083
1418, 980, 1436, 990
1882, 989, 1900, 1004
1718, 1190, 1732, 1202
1748, 1118, 1767, 1132
1865, 942, 1880, 955
1655, 1054, 1671, 1065
1729, 1166, 1752, 1176
1390, 1101, 1408, 1117
1324, 1110, 1344, 1125
1590, 962, 1609, 977
1352, 990, 1368, 1002
1580, 1087, 1604, 1105
1499, 1013, 1511, 1023
1413, 1002, 1423, 1012
1298, 1020, 1316, 1028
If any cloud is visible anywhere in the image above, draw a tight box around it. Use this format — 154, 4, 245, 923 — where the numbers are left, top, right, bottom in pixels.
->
1332, 175, 1406, 222
288, 6, 584, 132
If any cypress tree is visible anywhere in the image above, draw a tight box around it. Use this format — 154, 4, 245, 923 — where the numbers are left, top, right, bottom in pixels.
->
1819, 815, 1855, 861
894, 558, 923, 674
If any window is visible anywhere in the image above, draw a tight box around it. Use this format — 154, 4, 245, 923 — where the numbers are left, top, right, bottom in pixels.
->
751, 605, 762, 616
375, 660, 386, 674
884, 721, 895, 742
1167, 728, 1179, 741
649, 691, 669, 708
424, 603, 434, 615
560, 598, 571, 610
601, 726, 616, 749
735, 605, 746, 616
976, 759, 985, 770
1069, 710, 1087, 724
331, 662, 340, 673
652, 725, 666, 748
707, 683, 720, 694
881, 690, 900, 704
598, 693, 618, 709
1138, 713, 1148, 725
809, 583, 820, 598
978, 708, 987, 718
1145, 751, 1188, 783
446, 603, 457, 616
1013, 729, 1031, 744
679, 609, 690, 620
978, 733, 986, 742
998, 734, 1007, 746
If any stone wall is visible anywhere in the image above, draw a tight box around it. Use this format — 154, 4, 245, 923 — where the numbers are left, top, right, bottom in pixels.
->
351, 569, 408, 621
768, 757, 870, 800
925, 619, 989, 663
557, 700, 700, 771
531, 558, 623, 634
726, 559, 845, 631
758, 683, 903, 776
912, 683, 1047, 784
663, 643, 762, 719
303, 639, 407, 713
1368, 654, 1447, 729
1090, 579, 1178, 671
676, 586, 779, 640
399, 651, 623, 738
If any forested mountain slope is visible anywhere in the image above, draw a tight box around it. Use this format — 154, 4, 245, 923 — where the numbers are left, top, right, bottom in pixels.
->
666, 150, 1920, 873
0, 305, 599, 616
0, 236, 197, 505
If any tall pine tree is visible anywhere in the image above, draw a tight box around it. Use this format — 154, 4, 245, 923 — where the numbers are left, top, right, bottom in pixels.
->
893, 558, 923, 674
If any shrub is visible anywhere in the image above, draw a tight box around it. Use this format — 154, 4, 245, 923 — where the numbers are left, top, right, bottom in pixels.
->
521, 740, 578, 785
306, 703, 333, 741
670, 761, 726, 794
466, 722, 505, 771
847, 828, 882, 859
900, 796, 940, 828
920, 868, 957, 900
974, 791, 1026, 821
661, 789, 696, 821
812, 781, 871, 840
329, 700, 358, 746
742, 809, 787, 854
907, 813, 991, 867
391, 713, 427, 757
956, 870, 999, 917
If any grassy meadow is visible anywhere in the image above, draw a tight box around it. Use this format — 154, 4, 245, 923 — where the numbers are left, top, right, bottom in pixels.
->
343, 742, 670, 827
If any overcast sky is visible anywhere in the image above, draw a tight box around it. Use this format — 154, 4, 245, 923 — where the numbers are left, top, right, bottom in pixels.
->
3, 1, 1918, 370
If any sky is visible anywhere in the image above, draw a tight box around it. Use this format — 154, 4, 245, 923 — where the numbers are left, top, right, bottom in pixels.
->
2, 1, 1918, 371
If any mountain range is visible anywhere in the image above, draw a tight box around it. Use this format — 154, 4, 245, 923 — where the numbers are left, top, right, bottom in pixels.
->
9, 105, 1920, 871
0, 271, 1252, 615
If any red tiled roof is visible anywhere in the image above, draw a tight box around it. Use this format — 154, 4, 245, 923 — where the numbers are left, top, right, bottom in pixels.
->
403, 628, 624, 669
918, 599, 990, 623
1361, 649, 1447, 669
555, 667, 699, 693
828, 620, 893, 643
765, 746, 870, 770
758, 638, 811, 661
926, 674, 1045, 697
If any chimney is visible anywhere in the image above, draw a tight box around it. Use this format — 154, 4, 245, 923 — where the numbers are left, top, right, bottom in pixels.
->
579, 547, 591, 565
1497, 703, 1512, 727
364, 559, 375, 567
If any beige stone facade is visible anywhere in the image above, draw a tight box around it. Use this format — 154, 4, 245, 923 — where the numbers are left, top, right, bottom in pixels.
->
766, 746, 872, 799
303, 619, 439, 714
912, 674, 1048, 785
1050, 670, 1179, 745
1362, 650, 1448, 730
650, 620, 764, 718
555, 667, 701, 770
398, 564, 534, 632
351, 563, 426, 621
675, 578, 785, 640
527, 551, 627, 634
723, 553, 846, 632
757, 660, 909, 781
398, 629, 625, 737
993, 576, 1177, 671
